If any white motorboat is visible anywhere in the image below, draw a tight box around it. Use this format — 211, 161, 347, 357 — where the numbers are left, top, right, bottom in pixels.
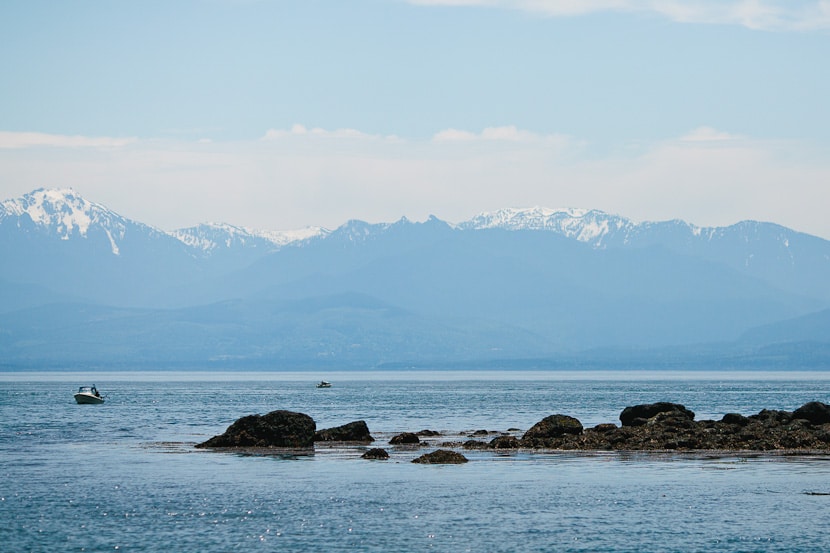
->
74, 385, 104, 404
316, 381, 332, 388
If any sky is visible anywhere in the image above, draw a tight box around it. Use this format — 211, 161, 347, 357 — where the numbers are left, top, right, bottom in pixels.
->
1, 0, 829, 237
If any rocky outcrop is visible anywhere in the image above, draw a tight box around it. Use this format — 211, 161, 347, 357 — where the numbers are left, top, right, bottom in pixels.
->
362, 448, 390, 460
619, 402, 695, 427
490, 435, 520, 449
793, 402, 830, 425
506, 402, 830, 451
195, 401, 830, 456
196, 410, 316, 449
390, 432, 420, 445
412, 450, 468, 464
314, 420, 374, 442
521, 414, 583, 446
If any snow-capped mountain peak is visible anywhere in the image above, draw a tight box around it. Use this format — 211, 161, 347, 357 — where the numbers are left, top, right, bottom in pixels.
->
459, 206, 635, 247
170, 222, 329, 254
0, 188, 137, 254
1, 188, 97, 237
0, 188, 331, 257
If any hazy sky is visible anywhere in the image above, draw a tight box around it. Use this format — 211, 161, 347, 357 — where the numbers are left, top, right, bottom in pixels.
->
2, 0, 829, 236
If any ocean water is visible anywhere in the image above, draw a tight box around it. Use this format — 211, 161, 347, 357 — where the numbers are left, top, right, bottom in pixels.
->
3, 370, 830, 552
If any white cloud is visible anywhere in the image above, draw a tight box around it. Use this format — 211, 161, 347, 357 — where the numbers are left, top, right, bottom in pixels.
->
405, 0, 830, 31
434, 125, 532, 142
262, 124, 395, 141
433, 125, 569, 143
679, 126, 741, 142
0, 131, 136, 149
432, 128, 480, 142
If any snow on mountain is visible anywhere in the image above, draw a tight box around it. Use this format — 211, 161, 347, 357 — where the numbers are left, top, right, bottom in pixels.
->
2, 188, 824, 277
0, 188, 330, 257
457, 207, 804, 255
1, 188, 108, 238
170, 222, 328, 254
458, 206, 638, 247
0, 187, 162, 255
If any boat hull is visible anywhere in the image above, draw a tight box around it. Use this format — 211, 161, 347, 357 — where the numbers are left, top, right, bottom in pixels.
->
74, 393, 104, 404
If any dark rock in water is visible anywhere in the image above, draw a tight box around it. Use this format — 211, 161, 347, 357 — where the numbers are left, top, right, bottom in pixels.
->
462, 440, 490, 450
793, 402, 830, 425
522, 414, 583, 442
412, 449, 468, 464
416, 429, 441, 437
361, 448, 390, 460
315, 420, 374, 442
196, 410, 315, 449
620, 403, 695, 427
490, 435, 520, 449
721, 413, 750, 426
390, 432, 420, 445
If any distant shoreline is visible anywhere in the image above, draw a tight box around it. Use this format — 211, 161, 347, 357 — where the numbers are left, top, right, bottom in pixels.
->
4, 368, 830, 384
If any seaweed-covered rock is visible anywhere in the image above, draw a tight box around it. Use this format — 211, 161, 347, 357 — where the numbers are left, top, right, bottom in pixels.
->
721, 413, 750, 426
522, 414, 583, 441
587, 423, 618, 433
390, 432, 420, 445
412, 450, 468, 464
792, 402, 830, 425
620, 403, 695, 427
361, 448, 390, 460
416, 429, 441, 437
490, 435, 520, 449
462, 439, 490, 450
750, 409, 792, 425
315, 420, 374, 442
196, 410, 316, 449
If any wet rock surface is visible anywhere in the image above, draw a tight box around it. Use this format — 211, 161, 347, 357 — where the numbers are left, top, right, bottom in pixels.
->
511, 401, 830, 451
195, 410, 316, 449
619, 402, 695, 427
412, 450, 469, 464
362, 448, 390, 460
390, 432, 420, 445
522, 414, 584, 445
314, 420, 374, 443
194, 401, 830, 457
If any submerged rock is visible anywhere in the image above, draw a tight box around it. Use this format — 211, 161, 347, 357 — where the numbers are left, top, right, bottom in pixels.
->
490, 435, 520, 449
195, 410, 316, 449
390, 432, 420, 445
362, 448, 390, 460
315, 420, 374, 443
412, 450, 468, 464
416, 429, 441, 437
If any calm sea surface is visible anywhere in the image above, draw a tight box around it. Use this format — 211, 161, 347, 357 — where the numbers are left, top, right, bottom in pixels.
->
3, 370, 830, 552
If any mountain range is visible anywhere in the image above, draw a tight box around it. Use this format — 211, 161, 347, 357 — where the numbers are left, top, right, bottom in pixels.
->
1, 188, 828, 370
